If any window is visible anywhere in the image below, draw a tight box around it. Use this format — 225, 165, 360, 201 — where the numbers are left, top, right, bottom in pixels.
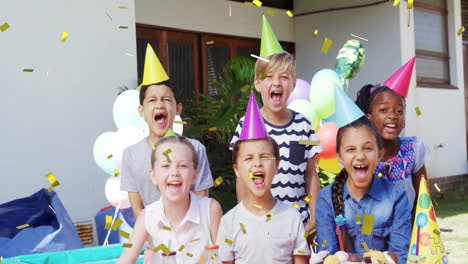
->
228, 0, 293, 10
414, 0, 452, 87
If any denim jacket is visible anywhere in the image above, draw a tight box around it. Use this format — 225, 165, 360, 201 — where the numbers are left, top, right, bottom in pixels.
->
315, 176, 411, 263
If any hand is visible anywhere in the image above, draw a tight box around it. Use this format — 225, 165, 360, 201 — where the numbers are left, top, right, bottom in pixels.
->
304, 220, 316, 245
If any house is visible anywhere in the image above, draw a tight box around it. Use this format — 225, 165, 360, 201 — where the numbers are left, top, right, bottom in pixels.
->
1, 0, 466, 245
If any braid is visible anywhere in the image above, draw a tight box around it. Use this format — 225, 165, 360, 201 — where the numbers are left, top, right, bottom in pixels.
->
331, 169, 354, 252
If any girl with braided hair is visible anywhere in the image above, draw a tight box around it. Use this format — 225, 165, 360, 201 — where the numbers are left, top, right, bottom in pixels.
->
315, 117, 411, 263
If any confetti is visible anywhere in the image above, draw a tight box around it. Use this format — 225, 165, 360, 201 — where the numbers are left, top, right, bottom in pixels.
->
265, 218, 271, 222
266, 9, 275, 16
321, 38, 333, 54
0, 23, 10, 32
162, 226, 172, 231
178, 245, 185, 252
114, 169, 120, 177
297, 250, 306, 254
312, 241, 318, 246
111, 218, 123, 231
361, 214, 374, 235
244, 1, 253, 6
118, 6, 128, 9
303, 231, 309, 238
350, 34, 368, 42
434, 183, 441, 192
153, 243, 171, 255
361, 242, 369, 252
60, 32, 69, 42
163, 148, 172, 163
209, 127, 217, 131
125, 53, 135, 57
393, 0, 400, 6
214, 176, 223, 187
292, 203, 300, 209
174, 120, 187, 124
260, 72, 268, 80
105, 12, 113, 21
286, 10, 294, 17
48, 205, 56, 215
23, 69, 34, 72
211, 254, 218, 259
253, 204, 262, 209
377, 173, 383, 178
415, 106, 422, 116
206, 40, 214, 45
299, 140, 320, 145
313, 29, 319, 37
16, 224, 30, 229
229, 5, 232, 16
433, 199, 439, 206
46, 172, 60, 191
458, 26, 465, 36
186, 252, 193, 257
355, 214, 361, 225
322, 240, 327, 247
304, 194, 312, 203
253, 0, 262, 7
224, 238, 233, 245
107, 154, 113, 159
407, 0, 413, 9
249, 170, 254, 178
266, 212, 274, 218
105, 215, 112, 230
123, 243, 132, 248
240, 223, 247, 234
119, 26, 129, 29
433, 229, 440, 236
119, 230, 130, 239
190, 238, 201, 243
250, 54, 269, 62
240, 84, 250, 92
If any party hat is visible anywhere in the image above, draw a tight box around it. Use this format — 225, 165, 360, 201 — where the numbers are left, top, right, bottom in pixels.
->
383, 56, 416, 97
407, 177, 448, 263
142, 44, 169, 85
334, 84, 364, 128
239, 91, 268, 140
164, 128, 177, 137
260, 15, 284, 58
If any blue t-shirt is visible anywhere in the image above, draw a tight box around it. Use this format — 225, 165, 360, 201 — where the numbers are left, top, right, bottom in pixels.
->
315, 175, 411, 263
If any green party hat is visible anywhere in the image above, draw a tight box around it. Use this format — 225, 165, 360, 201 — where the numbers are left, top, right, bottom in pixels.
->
260, 16, 283, 58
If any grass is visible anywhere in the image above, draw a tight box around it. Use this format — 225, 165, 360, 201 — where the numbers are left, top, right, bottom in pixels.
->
433, 189, 468, 264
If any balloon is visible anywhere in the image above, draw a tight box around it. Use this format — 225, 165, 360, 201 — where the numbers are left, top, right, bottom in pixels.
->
309, 69, 343, 119
105, 177, 131, 209
112, 127, 146, 171
113, 90, 148, 131
318, 158, 342, 174
287, 99, 320, 132
335, 39, 365, 80
323, 112, 336, 123
287, 79, 311, 105
173, 115, 184, 135
316, 122, 338, 159
93, 132, 117, 175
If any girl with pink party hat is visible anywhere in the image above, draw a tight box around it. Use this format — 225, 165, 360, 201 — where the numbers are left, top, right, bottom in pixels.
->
355, 57, 430, 210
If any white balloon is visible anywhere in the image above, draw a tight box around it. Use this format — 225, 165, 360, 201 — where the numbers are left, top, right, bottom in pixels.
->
112, 126, 146, 171
93, 132, 117, 175
104, 177, 130, 209
113, 90, 148, 131
173, 115, 184, 135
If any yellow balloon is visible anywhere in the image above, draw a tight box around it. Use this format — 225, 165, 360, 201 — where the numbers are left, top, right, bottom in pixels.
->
318, 158, 342, 174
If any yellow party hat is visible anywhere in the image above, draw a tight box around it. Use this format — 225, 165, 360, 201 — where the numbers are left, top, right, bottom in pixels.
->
407, 177, 448, 264
142, 44, 169, 85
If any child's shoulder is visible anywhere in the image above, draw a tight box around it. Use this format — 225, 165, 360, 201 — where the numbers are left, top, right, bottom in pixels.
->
124, 137, 147, 154
273, 200, 303, 220
181, 136, 206, 151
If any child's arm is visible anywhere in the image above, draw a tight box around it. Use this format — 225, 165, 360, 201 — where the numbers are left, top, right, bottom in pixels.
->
117, 210, 149, 264
304, 156, 320, 230
293, 255, 308, 264
193, 142, 213, 197
209, 199, 223, 243
128, 192, 145, 221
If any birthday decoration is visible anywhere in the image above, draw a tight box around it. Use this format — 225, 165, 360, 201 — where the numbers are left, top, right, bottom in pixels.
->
141, 44, 169, 85
239, 91, 268, 140
384, 56, 416, 98
113, 90, 148, 131
335, 39, 365, 80
287, 99, 320, 132
316, 122, 338, 159
317, 158, 341, 174
309, 69, 343, 119
287, 79, 311, 105
104, 177, 130, 209
260, 15, 283, 58
334, 84, 364, 128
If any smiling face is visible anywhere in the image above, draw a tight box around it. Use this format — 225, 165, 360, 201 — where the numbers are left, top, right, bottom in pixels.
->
233, 139, 279, 198
254, 70, 294, 113
367, 89, 405, 141
138, 84, 182, 140
150, 141, 197, 201
336, 126, 382, 193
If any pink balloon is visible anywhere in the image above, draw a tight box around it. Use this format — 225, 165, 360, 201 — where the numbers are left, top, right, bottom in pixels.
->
287, 79, 311, 105
317, 122, 339, 159
105, 177, 131, 209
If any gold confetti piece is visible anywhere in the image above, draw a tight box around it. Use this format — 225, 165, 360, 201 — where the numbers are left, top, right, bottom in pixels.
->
458, 26, 465, 36
433, 228, 440, 236
162, 226, 172, 231
23, 69, 34, 72
322, 240, 327, 247
407, 0, 413, 9
119, 230, 130, 239
265, 218, 271, 222
0, 22, 10, 32
250, 54, 270, 62
16, 224, 30, 229
321, 37, 333, 54
313, 29, 319, 37
260, 71, 268, 80
393, 0, 400, 6
224, 238, 233, 245
214, 176, 223, 187
292, 203, 300, 209
229, 5, 232, 16
118, 6, 128, 9
174, 121, 187, 124
415, 106, 422, 116
119, 26, 129, 29
123, 243, 132, 248
240, 223, 247, 234
253, 204, 262, 209
303, 231, 309, 238
252, 0, 262, 7
105, 215, 112, 230
356, 214, 361, 225
286, 10, 294, 17
46, 173, 60, 187
240, 84, 250, 92
298, 250, 306, 254
163, 148, 172, 163
377, 173, 383, 178
178, 245, 185, 252
312, 242, 318, 246
206, 40, 214, 45
107, 154, 113, 159
153, 243, 171, 255
60, 32, 68, 42
303, 194, 312, 203
299, 140, 320, 145
434, 183, 441, 192
361, 242, 369, 252
211, 254, 218, 259
266, 212, 274, 218
47, 185, 54, 192
209, 127, 217, 131
111, 218, 123, 231
186, 252, 193, 257
266, 9, 275, 16
190, 238, 201, 243
361, 214, 374, 235
114, 169, 120, 177
244, 1, 253, 6
150, 141, 155, 150
249, 170, 254, 178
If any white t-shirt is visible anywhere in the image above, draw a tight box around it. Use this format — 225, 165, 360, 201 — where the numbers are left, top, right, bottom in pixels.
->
145, 192, 214, 264
217, 200, 310, 264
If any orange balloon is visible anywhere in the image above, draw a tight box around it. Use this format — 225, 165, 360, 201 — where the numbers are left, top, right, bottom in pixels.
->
317, 122, 338, 159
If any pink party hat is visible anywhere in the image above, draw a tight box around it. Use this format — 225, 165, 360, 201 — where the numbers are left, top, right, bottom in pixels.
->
383, 56, 416, 97
239, 91, 268, 140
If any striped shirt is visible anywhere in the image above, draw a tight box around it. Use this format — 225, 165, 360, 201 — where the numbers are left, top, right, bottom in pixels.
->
230, 111, 322, 223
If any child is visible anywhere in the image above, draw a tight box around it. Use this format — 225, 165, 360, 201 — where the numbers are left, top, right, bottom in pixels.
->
315, 117, 411, 263
230, 52, 321, 230
355, 84, 429, 208
218, 136, 310, 264
118, 136, 223, 264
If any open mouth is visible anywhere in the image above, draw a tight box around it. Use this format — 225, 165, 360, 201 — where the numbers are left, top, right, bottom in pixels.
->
167, 180, 182, 193
270, 90, 283, 104
154, 113, 167, 127
384, 123, 398, 132
352, 164, 368, 180
251, 171, 265, 188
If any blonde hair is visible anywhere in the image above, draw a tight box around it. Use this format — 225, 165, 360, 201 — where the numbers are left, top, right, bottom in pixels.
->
151, 136, 198, 169
254, 52, 296, 85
